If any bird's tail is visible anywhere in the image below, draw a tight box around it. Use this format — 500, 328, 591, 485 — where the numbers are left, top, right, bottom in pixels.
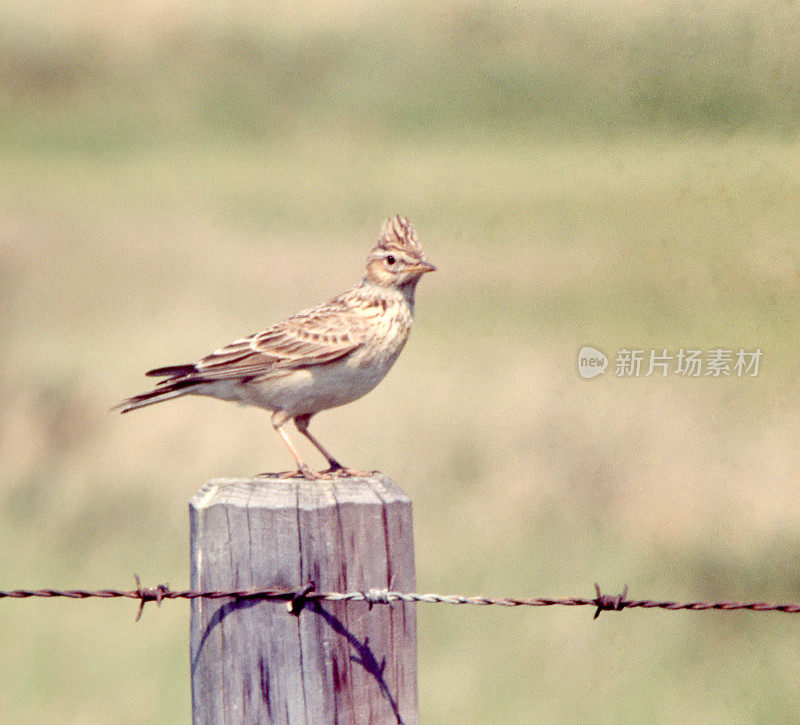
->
145, 364, 198, 379
114, 364, 200, 413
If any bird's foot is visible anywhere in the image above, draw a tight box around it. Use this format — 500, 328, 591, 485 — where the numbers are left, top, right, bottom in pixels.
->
256, 466, 372, 481
321, 464, 376, 479
256, 467, 333, 480
300, 466, 336, 481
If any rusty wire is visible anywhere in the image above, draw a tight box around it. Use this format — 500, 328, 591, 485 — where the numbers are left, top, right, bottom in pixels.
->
1, 577, 800, 621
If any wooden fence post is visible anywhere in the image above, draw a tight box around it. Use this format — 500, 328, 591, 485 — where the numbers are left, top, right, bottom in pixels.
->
189, 474, 418, 724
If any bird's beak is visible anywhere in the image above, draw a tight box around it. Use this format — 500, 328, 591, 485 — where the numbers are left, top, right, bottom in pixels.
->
407, 261, 437, 274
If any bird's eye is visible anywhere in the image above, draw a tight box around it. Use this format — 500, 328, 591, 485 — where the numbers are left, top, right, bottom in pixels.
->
386, 255, 396, 265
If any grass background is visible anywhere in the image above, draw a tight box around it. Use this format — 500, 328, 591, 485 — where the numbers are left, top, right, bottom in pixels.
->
2, 0, 800, 720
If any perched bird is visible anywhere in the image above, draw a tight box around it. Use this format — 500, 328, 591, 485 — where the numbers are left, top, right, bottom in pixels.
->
117, 215, 435, 479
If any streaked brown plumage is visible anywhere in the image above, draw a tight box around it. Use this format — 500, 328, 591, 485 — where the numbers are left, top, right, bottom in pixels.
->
116, 215, 435, 479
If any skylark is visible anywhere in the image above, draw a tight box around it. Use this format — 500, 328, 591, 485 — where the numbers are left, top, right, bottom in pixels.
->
117, 215, 435, 479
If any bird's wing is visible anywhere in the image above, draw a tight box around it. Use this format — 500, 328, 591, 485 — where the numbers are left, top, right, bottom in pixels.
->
192, 300, 366, 381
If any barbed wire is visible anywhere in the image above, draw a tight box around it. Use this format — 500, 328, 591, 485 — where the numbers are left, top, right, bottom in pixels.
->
2, 577, 800, 621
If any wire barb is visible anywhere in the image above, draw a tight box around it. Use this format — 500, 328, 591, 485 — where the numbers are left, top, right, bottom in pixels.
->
363, 588, 391, 609
134, 574, 172, 622
593, 583, 629, 619
286, 581, 316, 616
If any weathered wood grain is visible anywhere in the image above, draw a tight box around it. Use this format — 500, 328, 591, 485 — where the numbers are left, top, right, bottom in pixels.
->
190, 474, 417, 724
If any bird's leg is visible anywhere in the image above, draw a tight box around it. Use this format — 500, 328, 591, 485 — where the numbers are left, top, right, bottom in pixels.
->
270, 411, 330, 480
294, 414, 374, 478
294, 414, 344, 470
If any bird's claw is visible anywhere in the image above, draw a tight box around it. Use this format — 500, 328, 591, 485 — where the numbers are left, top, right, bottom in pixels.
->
256, 466, 374, 481
256, 468, 331, 480
321, 465, 375, 479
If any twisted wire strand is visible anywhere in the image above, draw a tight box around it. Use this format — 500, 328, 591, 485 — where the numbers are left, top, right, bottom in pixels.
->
2, 579, 800, 620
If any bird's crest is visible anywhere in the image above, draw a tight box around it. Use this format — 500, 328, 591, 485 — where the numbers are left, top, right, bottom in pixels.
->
376, 215, 423, 257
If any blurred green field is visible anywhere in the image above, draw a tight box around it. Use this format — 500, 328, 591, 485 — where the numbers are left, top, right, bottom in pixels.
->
3, 1, 800, 721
